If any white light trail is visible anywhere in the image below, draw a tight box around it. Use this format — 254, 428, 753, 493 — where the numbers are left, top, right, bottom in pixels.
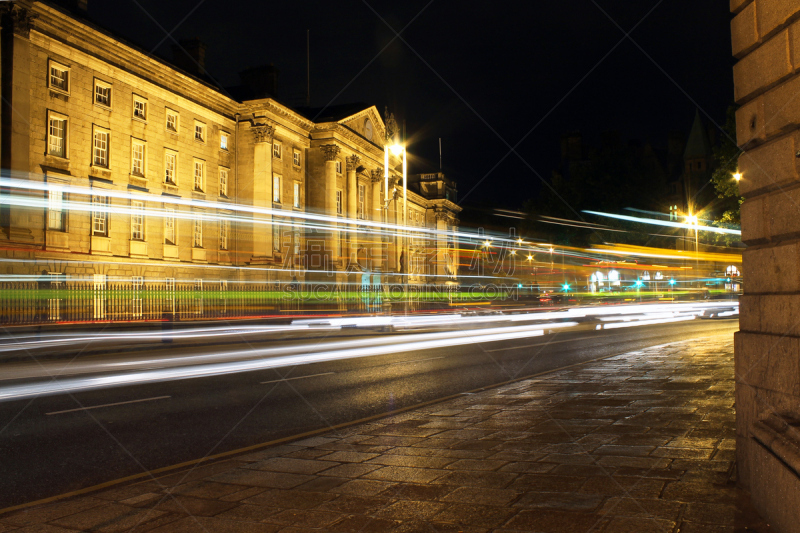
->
584, 210, 741, 235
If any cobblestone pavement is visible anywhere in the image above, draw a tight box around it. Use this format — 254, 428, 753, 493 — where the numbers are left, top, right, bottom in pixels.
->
0, 332, 771, 532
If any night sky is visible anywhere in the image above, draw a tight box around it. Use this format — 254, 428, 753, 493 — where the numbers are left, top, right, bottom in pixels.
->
88, 1, 734, 210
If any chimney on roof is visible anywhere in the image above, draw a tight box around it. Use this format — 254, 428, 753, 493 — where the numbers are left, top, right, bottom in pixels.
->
171, 38, 207, 77
239, 64, 279, 99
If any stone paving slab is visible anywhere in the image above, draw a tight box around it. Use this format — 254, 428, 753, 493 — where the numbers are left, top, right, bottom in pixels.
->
0, 333, 772, 532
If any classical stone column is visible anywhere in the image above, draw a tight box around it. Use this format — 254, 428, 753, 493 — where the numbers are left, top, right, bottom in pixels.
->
435, 209, 449, 281
371, 169, 384, 271
251, 123, 274, 260
320, 144, 340, 267
346, 155, 360, 267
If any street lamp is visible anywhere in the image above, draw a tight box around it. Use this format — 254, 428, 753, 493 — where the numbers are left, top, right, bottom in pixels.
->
733, 171, 742, 182
385, 142, 407, 312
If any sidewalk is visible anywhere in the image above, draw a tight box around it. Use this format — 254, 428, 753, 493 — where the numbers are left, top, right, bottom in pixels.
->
0, 332, 769, 533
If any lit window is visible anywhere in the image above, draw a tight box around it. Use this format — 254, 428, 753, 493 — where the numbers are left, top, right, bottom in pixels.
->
93, 128, 109, 167
336, 190, 342, 215
335, 160, 342, 174
293, 182, 300, 208
273, 174, 281, 203
194, 121, 205, 142
165, 151, 177, 185
48, 114, 67, 158
94, 80, 111, 107
219, 168, 228, 197
49, 61, 69, 93
91, 195, 107, 236
273, 141, 281, 159
166, 110, 178, 132
220, 132, 228, 151
131, 140, 145, 176
193, 218, 202, 248
293, 149, 300, 166
48, 187, 64, 230
358, 184, 365, 219
194, 159, 204, 191
164, 208, 176, 245
131, 200, 145, 240
133, 96, 147, 120
220, 218, 229, 250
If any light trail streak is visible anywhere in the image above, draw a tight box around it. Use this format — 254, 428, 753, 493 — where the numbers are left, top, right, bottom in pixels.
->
0, 322, 577, 401
584, 210, 741, 235
0, 176, 518, 246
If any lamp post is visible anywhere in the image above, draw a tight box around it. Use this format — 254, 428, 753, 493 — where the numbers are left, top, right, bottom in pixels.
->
387, 143, 407, 313
687, 214, 699, 289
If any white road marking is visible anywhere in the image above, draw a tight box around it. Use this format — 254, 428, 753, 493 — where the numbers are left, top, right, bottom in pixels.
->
46, 395, 170, 415
389, 356, 444, 366
260, 372, 335, 385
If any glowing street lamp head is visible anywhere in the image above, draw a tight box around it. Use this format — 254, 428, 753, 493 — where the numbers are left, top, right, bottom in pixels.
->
562, 283, 570, 291
527, 255, 533, 261
733, 172, 742, 182
686, 215, 698, 225
390, 143, 404, 156
510, 250, 516, 255
669, 279, 676, 286
483, 240, 491, 247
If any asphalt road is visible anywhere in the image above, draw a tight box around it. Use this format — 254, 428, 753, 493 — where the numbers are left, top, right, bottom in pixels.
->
0, 318, 738, 508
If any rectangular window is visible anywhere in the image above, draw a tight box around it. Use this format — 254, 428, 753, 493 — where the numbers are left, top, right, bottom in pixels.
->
337, 232, 344, 258
219, 168, 229, 197
273, 174, 281, 203
48, 187, 64, 230
165, 151, 177, 184
131, 200, 144, 240
273, 141, 281, 159
358, 184, 365, 219
193, 218, 202, 248
131, 140, 145, 176
220, 132, 228, 151
48, 114, 67, 158
336, 190, 343, 215
133, 96, 147, 120
164, 208, 176, 245
293, 182, 300, 208
91, 195, 107, 236
93, 128, 109, 167
49, 61, 69, 93
194, 121, 205, 142
166, 109, 179, 133
293, 149, 300, 166
335, 160, 342, 174
94, 80, 111, 108
220, 218, 229, 250
194, 159, 204, 191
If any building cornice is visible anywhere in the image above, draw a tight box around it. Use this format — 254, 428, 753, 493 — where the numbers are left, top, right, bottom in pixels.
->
28, 2, 239, 121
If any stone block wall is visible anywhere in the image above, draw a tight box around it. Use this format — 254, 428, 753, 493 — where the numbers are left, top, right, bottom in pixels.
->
732, 1, 800, 531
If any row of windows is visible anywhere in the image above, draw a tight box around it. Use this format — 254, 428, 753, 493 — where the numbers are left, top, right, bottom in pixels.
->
272, 174, 301, 208
333, 185, 368, 219
47, 112, 230, 196
48, 59, 229, 150
48, 190, 230, 250
272, 142, 301, 167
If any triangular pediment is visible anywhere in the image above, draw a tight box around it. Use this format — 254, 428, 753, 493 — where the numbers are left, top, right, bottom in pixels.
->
338, 106, 386, 144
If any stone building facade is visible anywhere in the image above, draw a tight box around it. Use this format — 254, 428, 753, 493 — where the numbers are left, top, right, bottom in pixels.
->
0, 1, 460, 305
731, 1, 800, 531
